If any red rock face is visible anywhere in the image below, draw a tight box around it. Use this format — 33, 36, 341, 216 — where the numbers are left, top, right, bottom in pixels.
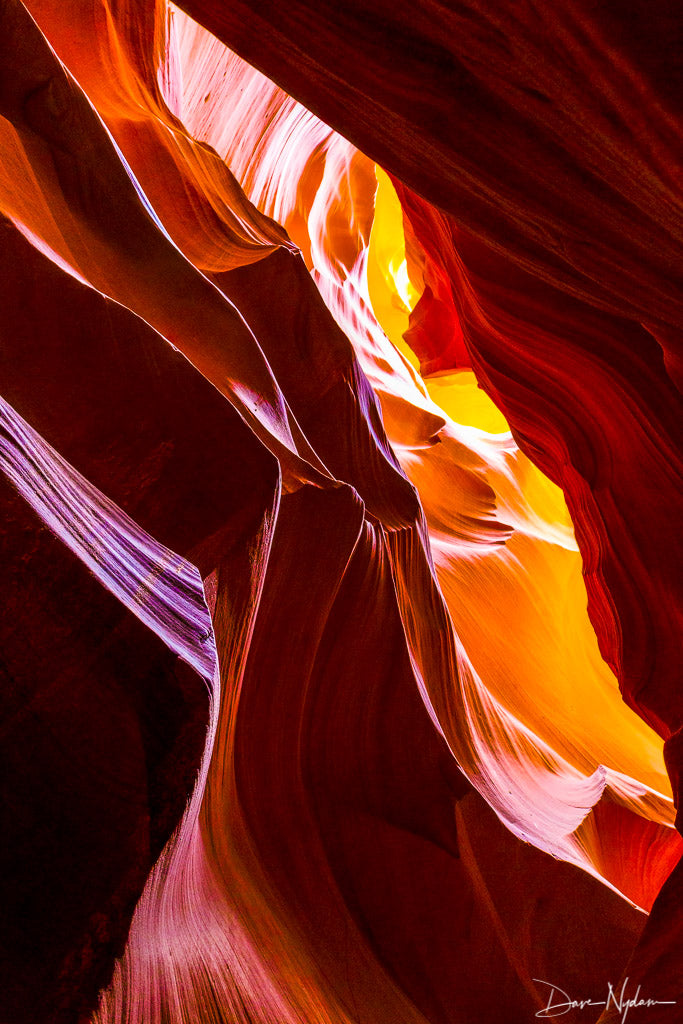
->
394, 188, 683, 740
0, 2, 681, 1022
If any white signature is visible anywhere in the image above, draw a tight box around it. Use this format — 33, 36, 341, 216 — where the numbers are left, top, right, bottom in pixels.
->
534, 979, 677, 1022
